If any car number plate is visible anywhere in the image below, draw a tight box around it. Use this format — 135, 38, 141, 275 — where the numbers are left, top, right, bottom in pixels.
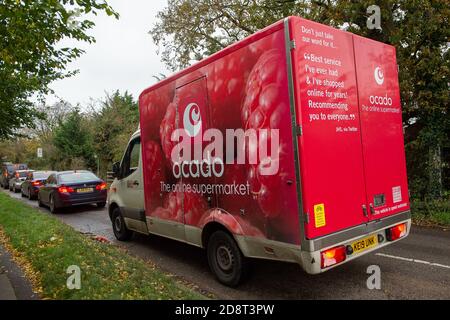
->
351, 235, 378, 254
77, 188, 93, 193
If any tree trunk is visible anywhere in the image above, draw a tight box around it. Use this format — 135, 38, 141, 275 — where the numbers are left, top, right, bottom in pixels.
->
428, 144, 442, 199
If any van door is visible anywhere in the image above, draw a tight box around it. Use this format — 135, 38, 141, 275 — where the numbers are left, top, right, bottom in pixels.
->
117, 136, 147, 231
353, 36, 410, 220
290, 18, 370, 239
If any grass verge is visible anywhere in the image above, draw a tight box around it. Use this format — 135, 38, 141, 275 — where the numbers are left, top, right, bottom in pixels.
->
411, 198, 450, 227
0, 192, 204, 299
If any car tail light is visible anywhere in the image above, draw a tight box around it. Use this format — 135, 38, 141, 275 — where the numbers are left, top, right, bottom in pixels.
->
58, 186, 74, 193
96, 182, 107, 191
321, 246, 346, 269
386, 223, 407, 241
32, 181, 42, 186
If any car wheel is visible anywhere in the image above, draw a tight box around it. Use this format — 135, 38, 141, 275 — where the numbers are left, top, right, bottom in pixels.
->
96, 202, 106, 208
38, 194, 44, 207
111, 208, 132, 241
49, 195, 58, 214
207, 230, 249, 287
28, 189, 34, 200
14, 187, 19, 193
9, 185, 13, 192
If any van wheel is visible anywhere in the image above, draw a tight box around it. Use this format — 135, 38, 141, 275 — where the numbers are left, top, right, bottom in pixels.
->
111, 208, 132, 241
207, 230, 249, 287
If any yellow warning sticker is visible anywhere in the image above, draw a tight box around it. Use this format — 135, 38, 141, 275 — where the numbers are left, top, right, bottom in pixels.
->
314, 203, 326, 228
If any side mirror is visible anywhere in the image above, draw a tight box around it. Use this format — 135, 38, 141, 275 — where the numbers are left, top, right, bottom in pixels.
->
112, 162, 120, 179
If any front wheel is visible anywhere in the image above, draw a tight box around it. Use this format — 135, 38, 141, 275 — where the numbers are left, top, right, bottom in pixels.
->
111, 208, 132, 241
207, 230, 249, 287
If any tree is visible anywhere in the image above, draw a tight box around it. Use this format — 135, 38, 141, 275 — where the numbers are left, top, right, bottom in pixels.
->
0, 0, 118, 139
152, 0, 449, 199
91, 91, 139, 177
53, 108, 95, 170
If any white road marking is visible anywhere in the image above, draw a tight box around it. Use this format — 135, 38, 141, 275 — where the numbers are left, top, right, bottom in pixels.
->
376, 253, 450, 270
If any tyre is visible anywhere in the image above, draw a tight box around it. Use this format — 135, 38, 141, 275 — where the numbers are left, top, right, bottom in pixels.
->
14, 187, 19, 193
38, 194, 44, 207
111, 207, 132, 241
96, 202, 106, 208
49, 194, 58, 214
9, 185, 13, 192
28, 189, 34, 200
207, 230, 249, 287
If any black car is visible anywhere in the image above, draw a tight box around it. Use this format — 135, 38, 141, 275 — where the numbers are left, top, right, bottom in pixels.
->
38, 170, 107, 213
21, 171, 57, 200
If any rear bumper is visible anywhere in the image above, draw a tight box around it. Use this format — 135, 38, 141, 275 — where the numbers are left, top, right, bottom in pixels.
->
56, 192, 107, 207
235, 210, 411, 275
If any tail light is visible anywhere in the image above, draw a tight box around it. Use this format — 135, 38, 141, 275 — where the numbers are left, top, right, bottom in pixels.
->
321, 246, 346, 269
32, 181, 42, 186
15, 173, 19, 178
386, 223, 407, 241
58, 186, 74, 193
96, 182, 107, 191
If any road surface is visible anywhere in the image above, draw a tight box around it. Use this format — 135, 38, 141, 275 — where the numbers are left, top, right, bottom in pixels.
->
2, 189, 449, 299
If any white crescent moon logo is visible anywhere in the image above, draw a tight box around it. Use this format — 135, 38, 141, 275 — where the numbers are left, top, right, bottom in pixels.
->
183, 103, 202, 137
374, 66, 384, 85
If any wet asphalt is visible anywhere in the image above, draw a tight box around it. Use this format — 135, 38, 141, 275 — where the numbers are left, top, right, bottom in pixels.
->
2, 189, 449, 300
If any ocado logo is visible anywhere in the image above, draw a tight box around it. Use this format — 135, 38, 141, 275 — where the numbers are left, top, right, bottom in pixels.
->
374, 66, 384, 85
183, 103, 202, 137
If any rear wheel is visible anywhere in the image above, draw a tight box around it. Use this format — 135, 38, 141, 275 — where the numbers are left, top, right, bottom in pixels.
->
38, 194, 44, 207
206, 230, 249, 287
96, 202, 106, 208
28, 188, 34, 200
49, 195, 58, 214
111, 208, 132, 241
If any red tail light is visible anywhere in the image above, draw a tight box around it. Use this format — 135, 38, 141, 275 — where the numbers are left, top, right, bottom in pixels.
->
32, 181, 42, 186
96, 182, 107, 191
386, 223, 407, 241
321, 246, 346, 269
58, 186, 74, 193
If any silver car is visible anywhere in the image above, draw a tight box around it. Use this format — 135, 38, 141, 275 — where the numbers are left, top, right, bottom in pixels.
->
9, 170, 34, 193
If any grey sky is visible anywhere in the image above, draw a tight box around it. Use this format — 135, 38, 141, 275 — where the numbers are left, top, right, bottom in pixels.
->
47, 0, 169, 108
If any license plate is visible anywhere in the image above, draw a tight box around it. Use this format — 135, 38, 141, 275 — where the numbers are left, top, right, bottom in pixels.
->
351, 235, 378, 254
77, 188, 93, 193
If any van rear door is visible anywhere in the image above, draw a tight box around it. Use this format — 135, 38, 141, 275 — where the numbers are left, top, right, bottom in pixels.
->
289, 18, 369, 239
353, 36, 410, 220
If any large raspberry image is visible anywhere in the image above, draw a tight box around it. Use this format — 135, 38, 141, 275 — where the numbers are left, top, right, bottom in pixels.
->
153, 182, 209, 226
159, 101, 177, 167
141, 83, 175, 142
241, 49, 296, 222
208, 46, 262, 133
143, 140, 166, 212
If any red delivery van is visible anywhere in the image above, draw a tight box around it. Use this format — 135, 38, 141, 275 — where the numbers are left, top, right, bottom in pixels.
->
107, 16, 411, 286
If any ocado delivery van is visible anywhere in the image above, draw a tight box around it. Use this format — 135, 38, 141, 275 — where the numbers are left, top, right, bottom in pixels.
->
107, 16, 411, 286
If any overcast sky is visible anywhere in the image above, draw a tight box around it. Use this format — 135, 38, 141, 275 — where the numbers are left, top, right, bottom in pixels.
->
47, 0, 169, 108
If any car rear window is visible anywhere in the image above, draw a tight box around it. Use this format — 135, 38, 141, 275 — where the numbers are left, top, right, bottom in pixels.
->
17, 171, 29, 178
33, 172, 53, 179
58, 172, 98, 184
